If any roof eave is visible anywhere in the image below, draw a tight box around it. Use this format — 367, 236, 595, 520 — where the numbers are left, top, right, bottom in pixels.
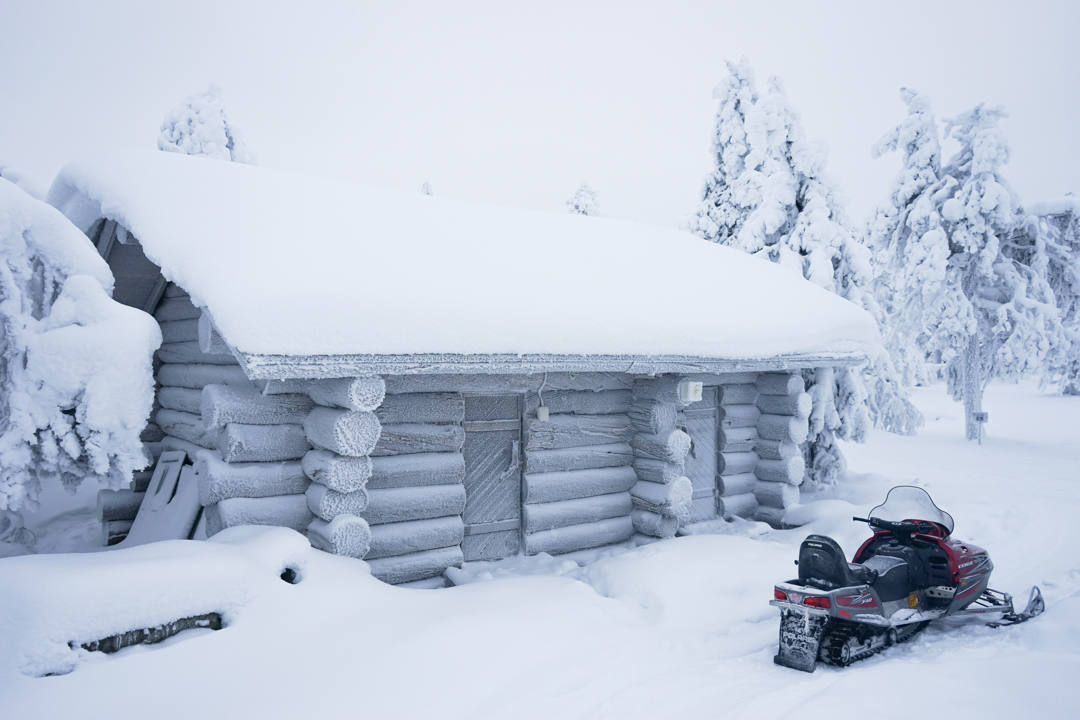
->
234, 351, 868, 380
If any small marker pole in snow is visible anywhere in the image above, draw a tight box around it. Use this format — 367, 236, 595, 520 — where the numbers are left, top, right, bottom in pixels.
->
974, 411, 989, 445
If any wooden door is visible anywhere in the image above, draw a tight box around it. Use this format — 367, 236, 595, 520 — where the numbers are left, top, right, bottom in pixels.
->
681, 386, 719, 523
461, 394, 522, 561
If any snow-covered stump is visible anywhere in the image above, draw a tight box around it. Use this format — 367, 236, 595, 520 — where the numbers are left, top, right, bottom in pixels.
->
750, 372, 810, 525
714, 378, 761, 519
626, 378, 694, 538
519, 389, 637, 555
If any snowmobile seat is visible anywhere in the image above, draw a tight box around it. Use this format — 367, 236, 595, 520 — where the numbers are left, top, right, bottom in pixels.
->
798, 535, 876, 589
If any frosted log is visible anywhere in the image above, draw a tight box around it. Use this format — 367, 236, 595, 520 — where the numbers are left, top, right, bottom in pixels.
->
524, 516, 633, 555
630, 429, 691, 463
754, 480, 800, 509
154, 295, 199, 322
202, 384, 314, 430
718, 472, 757, 496
157, 363, 251, 389
362, 484, 466, 524
97, 489, 145, 522
159, 318, 198, 344
631, 457, 685, 485
159, 435, 205, 457
632, 376, 684, 406
523, 466, 637, 504
157, 341, 237, 366
155, 409, 214, 448
720, 383, 758, 405
718, 426, 756, 452
306, 482, 369, 521
630, 477, 693, 520
204, 495, 312, 536
372, 423, 464, 456
265, 376, 385, 412
539, 389, 632, 416
368, 453, 465, 489
523, 492, 632, 533
197, 312, 230, 354
755, 456, 806, 485
754, 438, 801, 460
628, 401, 677, 435
366, 516, 465, 560
367, 545, 463, 585
307, 514, 372, 558
525, 414, 633, 451
304, 407, 381, 457
630, 509, 678, 538
382, 372, 632, 395
756, 414, 809, 444
158, 386, 202, 414
718, 492, 759, 519
720, 404, 760, 429
524, 443, 632, 474
756, 373, 805, 396
195, 452, 308, 506
755, 506, 787, 526
218, 423, 310, 462
375, 392, 465, 425
302, 449, 373, 493
102, 519, 132, 546
756, 392, 812, 418
718, 451, 757, 476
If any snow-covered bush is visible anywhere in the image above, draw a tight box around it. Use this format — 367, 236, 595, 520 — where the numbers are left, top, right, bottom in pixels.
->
158, 85, 255, 163
0, 180, 160, 545
695, 61, 920, 482
566, 182, 598, 216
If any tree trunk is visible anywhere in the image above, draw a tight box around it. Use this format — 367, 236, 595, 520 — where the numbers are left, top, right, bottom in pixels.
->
962, 335, 985, 441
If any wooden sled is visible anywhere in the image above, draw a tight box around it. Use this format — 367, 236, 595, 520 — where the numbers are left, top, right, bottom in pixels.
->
112, 450, 203, 548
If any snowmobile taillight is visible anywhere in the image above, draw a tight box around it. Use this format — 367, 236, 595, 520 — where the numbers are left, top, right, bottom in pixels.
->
804, 596, 831, 609
773, 588, 788, 601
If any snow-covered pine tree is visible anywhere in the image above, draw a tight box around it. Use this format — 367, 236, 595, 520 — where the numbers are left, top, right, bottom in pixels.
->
933, 105, 1065, 439
1033, 197, 1080, 394
867, 89, 957, 389
0, 180, 160, 547
695, 63, 921, 483
693, 58, 759, 244
566, 182, 598, 216
158, 85, 254, 163
421, 181, 433, 196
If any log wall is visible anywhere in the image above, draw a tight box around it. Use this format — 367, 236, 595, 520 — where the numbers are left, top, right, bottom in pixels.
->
521, 385, 635, 555
716, 375, 761, 521
751, 371, 810, 525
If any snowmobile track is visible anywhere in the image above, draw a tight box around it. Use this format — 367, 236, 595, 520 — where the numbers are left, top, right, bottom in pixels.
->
818, 620, 928, 667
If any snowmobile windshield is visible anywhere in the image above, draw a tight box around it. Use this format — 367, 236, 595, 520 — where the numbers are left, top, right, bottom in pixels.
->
868, 486, 954, 535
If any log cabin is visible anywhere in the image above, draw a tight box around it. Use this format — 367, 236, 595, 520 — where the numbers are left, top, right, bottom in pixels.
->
47, 151, 878, 587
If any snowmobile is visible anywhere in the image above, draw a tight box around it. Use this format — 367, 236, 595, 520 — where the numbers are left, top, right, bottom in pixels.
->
770, 485, 1044, 672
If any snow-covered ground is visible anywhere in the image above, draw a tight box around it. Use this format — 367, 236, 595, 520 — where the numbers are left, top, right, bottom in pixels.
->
1, 382, 1077, 719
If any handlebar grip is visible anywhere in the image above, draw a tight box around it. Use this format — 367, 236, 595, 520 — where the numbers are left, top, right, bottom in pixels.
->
852, 516, 870, 523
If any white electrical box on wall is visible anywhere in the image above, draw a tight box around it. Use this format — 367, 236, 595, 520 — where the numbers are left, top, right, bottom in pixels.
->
678, 380, 704, 403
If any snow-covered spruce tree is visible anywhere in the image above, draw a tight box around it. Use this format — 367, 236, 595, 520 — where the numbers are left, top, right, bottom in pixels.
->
158, 85, 254, 163
1030, 198, 1080, 394
421, 181, 433, 196
566, 182, 598, 216
867, 89, 958, 389
0, 180, 160, 547
934, 106, 1064, 439
694, 64, 920, 483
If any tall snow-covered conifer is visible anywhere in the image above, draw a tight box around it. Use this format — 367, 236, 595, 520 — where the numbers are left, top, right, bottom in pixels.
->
932, 106, 1064, 438
1034, 198, 1080, 394
567, 182, 598, 216
695, 62, 920, 483
158, 85, 254, 163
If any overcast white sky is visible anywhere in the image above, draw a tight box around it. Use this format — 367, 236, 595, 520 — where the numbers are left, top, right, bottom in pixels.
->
2, 1, 1077, 228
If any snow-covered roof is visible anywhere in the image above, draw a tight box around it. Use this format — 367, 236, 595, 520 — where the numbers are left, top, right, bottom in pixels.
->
47, 152, 878, 378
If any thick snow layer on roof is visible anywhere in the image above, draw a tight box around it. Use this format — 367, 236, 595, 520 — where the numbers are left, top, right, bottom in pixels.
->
48, 152, 878, 361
